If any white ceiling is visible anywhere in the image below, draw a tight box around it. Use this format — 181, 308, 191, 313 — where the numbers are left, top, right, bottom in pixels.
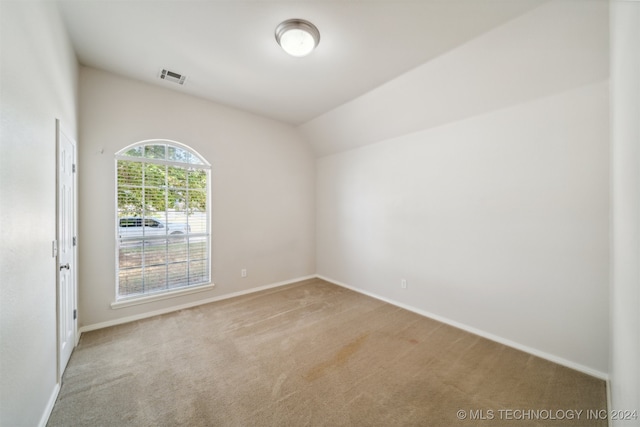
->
56, 0, 546, 125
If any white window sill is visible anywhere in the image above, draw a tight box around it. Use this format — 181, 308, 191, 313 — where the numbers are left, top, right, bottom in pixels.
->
111, 283, 215, 309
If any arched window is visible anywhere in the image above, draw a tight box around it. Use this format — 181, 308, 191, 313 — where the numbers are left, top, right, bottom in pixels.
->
115, 140, 211, 300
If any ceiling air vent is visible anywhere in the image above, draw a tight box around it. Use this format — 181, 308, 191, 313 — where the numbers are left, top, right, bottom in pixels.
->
159, 69, 186, 85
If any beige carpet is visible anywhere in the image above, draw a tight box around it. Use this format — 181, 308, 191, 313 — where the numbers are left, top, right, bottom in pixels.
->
48, 278, 606, 426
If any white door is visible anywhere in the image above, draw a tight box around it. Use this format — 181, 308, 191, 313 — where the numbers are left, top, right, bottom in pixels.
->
57, 120, 77, 376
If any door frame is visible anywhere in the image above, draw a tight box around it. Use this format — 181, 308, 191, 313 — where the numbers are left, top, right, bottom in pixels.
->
55, 118, 78, 381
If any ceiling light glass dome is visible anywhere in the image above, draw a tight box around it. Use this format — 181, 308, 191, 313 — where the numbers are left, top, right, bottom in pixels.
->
275, 19, 320, 57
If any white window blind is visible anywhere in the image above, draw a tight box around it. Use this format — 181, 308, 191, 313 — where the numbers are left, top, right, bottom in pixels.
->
115, 141, 211, 300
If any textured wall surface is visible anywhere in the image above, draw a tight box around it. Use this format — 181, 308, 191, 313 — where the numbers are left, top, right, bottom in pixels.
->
77, 67, 316, 328
0, 2, 79, 426
314, 1, 610, 376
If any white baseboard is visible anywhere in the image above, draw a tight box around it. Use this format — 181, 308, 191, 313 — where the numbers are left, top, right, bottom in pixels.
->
39, 383, 60, 427
79, 275, 316, 335
317, 275, 609, 381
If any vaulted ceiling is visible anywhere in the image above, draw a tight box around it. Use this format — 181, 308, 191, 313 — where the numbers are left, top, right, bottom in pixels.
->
56, 0, 546, 125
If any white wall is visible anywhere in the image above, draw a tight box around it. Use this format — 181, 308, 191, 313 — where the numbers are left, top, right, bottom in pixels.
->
301, 0, 608, 157
0, 2, 79, 426
610, 0, 640, 420
313, 0, 610, 376
78, 67, 315, 328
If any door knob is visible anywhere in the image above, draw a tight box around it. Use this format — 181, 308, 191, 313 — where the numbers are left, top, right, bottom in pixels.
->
60, 263, 70, 271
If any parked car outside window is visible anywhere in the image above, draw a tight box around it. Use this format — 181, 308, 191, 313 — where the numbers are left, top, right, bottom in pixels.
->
118, 217, 190, 238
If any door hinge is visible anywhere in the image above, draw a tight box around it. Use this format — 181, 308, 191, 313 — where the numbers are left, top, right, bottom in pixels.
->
52, 240, 58, 258
73, 236, 77, 246
72, 164, 76, 173
73, 309, 77, 320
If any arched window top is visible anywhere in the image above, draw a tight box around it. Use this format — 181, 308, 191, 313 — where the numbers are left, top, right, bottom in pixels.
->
116, 140, 209, 167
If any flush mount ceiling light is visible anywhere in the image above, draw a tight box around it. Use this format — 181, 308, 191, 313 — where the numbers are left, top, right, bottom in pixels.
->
275, 19, 320, 57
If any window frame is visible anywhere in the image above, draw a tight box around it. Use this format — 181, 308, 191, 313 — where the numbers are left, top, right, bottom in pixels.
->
113, 139, 213, 306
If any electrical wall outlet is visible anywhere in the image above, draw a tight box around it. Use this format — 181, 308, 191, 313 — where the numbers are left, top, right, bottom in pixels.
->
401, 279, 407, 289
241, 269, 247, 278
